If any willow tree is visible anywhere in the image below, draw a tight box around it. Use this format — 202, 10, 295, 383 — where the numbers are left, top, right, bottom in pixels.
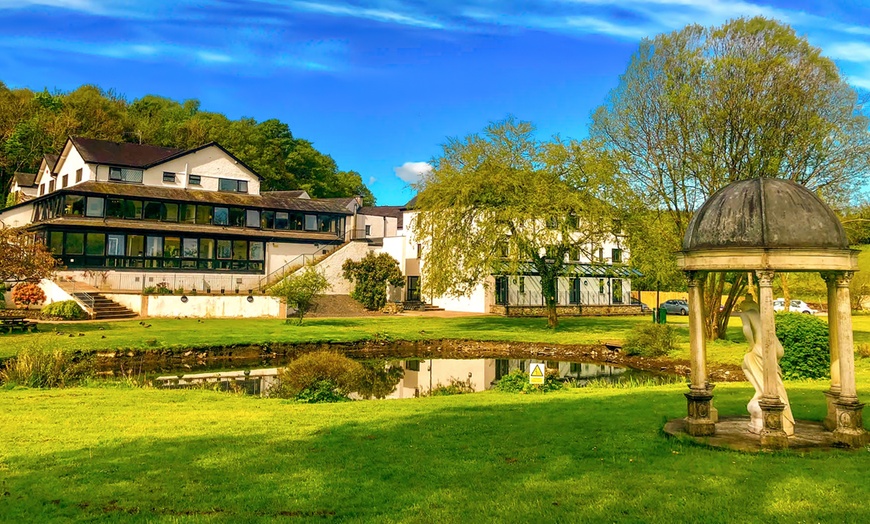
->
591, 17, 870, 339
413, 117, 620, 328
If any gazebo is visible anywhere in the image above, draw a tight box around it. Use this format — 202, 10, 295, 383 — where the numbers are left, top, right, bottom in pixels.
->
676, 178, 868, 449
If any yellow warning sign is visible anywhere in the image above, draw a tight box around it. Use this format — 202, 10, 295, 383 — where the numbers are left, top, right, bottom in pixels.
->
529, 363, 546, 385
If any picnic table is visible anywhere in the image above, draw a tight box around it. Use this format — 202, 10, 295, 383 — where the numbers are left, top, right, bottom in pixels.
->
0, 316, 38, 334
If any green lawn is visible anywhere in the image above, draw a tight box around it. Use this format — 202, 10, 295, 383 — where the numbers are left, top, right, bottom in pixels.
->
2, 380, 869, 523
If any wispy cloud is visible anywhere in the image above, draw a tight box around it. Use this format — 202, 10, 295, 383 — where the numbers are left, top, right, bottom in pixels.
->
289, 1, 444, 29
394, 162, 432, 183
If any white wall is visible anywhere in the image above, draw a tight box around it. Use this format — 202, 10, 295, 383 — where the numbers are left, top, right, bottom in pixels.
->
145, 294, 281, 318
266, 242, 320, 276
357, 214, 398, 238
149, 146, 261, 194
431, 283, 490, 313
50, 146, 90, 193
298, 240, 373, 295
0, 202, 34, 228
391, 359, 496, 399
38, 279, 76, 305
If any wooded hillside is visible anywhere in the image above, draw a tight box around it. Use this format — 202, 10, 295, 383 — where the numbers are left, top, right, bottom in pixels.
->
0, 82, 374, 206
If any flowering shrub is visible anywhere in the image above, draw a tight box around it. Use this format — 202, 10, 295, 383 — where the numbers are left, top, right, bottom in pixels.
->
11, 283, 45, 306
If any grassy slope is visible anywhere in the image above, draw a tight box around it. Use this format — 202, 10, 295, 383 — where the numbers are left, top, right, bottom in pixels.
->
2, 381, 869, 523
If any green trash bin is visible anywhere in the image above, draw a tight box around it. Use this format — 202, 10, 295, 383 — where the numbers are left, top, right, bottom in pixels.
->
657, 307, 667, 324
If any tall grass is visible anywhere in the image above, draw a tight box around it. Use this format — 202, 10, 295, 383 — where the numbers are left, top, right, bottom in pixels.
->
0, 345, 92, 388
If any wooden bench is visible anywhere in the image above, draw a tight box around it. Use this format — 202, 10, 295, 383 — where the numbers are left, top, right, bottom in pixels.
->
0, 317, 38, 334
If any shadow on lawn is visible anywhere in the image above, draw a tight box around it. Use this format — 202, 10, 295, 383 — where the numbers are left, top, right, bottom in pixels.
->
4, 387, 868, 522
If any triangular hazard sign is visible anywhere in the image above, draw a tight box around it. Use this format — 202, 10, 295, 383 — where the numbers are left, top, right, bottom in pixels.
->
530, 365, 544, 377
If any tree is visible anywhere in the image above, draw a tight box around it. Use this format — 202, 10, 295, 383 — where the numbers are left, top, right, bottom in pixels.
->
270, 266, 330, 325
413, 117, 619, 329
0, 226, 57, 283
591, 17, 870, 339
342, 252, 405, 310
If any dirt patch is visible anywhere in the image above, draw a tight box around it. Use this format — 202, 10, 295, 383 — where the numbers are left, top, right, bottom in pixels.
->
91, 339, 744, 381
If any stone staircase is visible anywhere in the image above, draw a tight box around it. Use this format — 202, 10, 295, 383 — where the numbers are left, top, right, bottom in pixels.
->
403, 301, 445, 312
72, 292, 138, 320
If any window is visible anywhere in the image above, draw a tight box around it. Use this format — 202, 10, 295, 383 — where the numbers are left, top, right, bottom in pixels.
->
232, 240, 247, 260
126, 235, 144, 257
214, 207, 229, 226
261, 210, 275, 229
49, 232, 63, 254
49, 180, 56, 192
365, 224, 371, 236
76, 168, 83, 183
416, 243, 422, 259
123, 200, 142, 220
216, 240, 232, 259
109, 167, 143, 183
196, 205, 213, 224
145, 236, 163, 257
495, 276, 508, 305
519, 276, 525, 294
611, 248, 622, 264
40, 185, 45, 196
304, 214, 317, 231
229, 208, 245, 227
182, 238, 198, 258
107, 234, 124, 256
143, 201, 162, 220
61, 175, 68, 188
164, 237, 181, 258
275, 212, 289, 230
568, 246, 580, 261
162, 203, 178, 222
106, 198, 124, 218
612, 279, 623, 304
599, 279, 605, 295
64, 195, 85, 216
199, 238, 215, 259
163, 172, 176, 183
246, 209, 260, 228
189, 174, 201, 185
86, 233, 106, 256
598, 247, 604, 263
318, 216, 335, 233
64, 233, 84, 255
218, 178, 248, 193
249, 242, 264, 261
405, 360, 420, 372
289, 213, 304, 230
85, 197, 104, 217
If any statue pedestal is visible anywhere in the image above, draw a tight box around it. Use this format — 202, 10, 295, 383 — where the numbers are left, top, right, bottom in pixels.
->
685, 388, 715, 436
833, 399, 869, 448
823, 389, 840, 431
759, 398, 789, 449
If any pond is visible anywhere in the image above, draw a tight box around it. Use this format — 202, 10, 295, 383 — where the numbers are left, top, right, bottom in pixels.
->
148, 357, 679, 398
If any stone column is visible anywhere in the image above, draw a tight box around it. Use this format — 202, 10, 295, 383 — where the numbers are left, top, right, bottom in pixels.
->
832, 272, 869, 448
757, 270, 788, 448
821, 272, 841, 430
684, 271, 715, 436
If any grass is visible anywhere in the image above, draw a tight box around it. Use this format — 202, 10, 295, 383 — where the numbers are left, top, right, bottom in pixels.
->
1, 380, 869, 522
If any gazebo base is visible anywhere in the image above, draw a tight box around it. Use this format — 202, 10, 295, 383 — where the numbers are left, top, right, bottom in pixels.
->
664, 416, 865, 452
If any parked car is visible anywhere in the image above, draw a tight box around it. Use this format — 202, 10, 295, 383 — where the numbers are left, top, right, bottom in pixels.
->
773, 298, 817, 315
631, 297, 651, 313
661, 299, 689, 315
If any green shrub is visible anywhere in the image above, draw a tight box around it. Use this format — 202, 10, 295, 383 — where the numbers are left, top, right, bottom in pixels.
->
42, 300, 87, 320
623, 323, 676, 357
776, 312, 830, 379
342, 252, 405, 310
430, 377, 476, 396
294, 380, 352, 403
495, 368, 564, 394
0, 346, 93, 388
273, 351, 362, 401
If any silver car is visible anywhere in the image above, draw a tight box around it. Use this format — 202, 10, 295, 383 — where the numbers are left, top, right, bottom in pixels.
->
661, 299, 688, 315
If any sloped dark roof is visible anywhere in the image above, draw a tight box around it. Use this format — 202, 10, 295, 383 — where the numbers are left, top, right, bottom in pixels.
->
44, 154, 59, 172
70, 137, 182, 168
359, 205, 405, 229
404, 195, 418, 209
55, 181, 355, 214
264, 190, 309, 199
683, 178, 848, 251
13, 172, 37, 187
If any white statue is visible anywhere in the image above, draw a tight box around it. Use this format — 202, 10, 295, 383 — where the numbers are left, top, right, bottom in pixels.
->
738, 297, 794, 436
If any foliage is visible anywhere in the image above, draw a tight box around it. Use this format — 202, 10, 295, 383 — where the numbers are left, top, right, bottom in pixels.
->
494, 368, 565, 393
270, 266, 331, 325
41, 300, 87, 320
0, 346, 92, 388
342, 252, 405, 310
354, 359, 404, 399
273, 350, 362, 401
142, 282, 173, 295
775, 312, 830, 380
429, 377, 476, 396
414, 117, 622, 329
0, 85, 375, 205
293, 379, 352, 403
0, 227, 57, 283
623, 323, 676, 357
11, 282, 45, 306
592, 17, 870, 339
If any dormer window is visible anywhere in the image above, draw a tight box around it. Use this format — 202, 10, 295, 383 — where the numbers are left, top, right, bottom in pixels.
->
219, 178, 248, 193
163, 172, 176, 183
109, 167, 143, 183
189, 175, 202, 186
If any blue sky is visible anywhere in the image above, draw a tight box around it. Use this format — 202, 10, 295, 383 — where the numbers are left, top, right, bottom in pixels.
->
2, 1, 870, 205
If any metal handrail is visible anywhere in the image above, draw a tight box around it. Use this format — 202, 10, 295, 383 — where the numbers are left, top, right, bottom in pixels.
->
256, 239, 345, 291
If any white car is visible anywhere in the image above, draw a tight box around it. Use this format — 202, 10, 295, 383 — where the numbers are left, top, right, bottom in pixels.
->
773, 298, 817, 315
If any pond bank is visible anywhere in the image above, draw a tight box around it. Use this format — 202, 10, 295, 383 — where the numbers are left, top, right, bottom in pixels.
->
91, 339, 744, 381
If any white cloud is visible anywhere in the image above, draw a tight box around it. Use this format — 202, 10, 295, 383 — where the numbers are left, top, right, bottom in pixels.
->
368, 176, 377, 185
290, 1, 444, 29
393, 162, 432, 183
826, 42, 870, 63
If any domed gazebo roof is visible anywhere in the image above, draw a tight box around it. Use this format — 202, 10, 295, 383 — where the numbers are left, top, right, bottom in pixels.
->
678, 178, 856, 272
683, 178, 848, 251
